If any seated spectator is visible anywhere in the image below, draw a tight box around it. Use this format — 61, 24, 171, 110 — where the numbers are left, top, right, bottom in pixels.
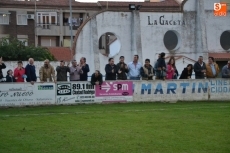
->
14, 61, 26, 82
91, 70, 103, 85
5, 69, 16, 82
222, 60, 230, 78
140, 59, 154, 80
179, 64, 193, 79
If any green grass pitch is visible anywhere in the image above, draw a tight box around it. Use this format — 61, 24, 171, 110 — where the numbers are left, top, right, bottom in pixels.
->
0, 102, 230, 153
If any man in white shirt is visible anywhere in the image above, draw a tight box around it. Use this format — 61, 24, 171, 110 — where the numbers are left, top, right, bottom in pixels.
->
127, 55, 142, 80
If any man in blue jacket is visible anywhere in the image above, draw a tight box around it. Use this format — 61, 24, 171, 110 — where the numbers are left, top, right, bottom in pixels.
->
25, 58, 37, 85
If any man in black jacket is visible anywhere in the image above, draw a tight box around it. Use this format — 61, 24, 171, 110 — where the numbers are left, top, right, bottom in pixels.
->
117, 56, 129, 80
156, 52, 166, 80
105, 58, 118, 80
0, 57, 6, 82
25, 58, 37, 84
91, 70, 103, 85
56, 60, 70, 81
194, 56, 206, 79
79, 57, 90, 81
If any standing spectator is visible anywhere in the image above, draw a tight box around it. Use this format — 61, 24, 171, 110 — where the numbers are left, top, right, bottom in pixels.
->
105, 58, 118, 80
140, 59, 154, 80
69, 60, 82, 81
14, 61, 26, 82
25, 58, 37, 85
5, 69, 16, 82
91, 70, 103, 85
194, 56, 206, 79
0, 57, 6, 82
166, 57, 178, 80
156, 52, 166, 80
154, 54, 161, 79
56, 60, 70, 81
79, 57, 90, 81
128, 55, 142, 80
117, 56, 129, 80
222, 60, 230, 78
39, 59, 56, 82
206, 57, 220, 78
179, 64, 193, 79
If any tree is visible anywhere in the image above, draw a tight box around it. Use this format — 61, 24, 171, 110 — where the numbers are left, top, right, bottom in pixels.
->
0, 37, 56, 61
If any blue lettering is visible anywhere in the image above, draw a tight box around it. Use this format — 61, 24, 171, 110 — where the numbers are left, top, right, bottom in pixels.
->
180, 83, 189, 93
154, 83, 163, 94
192, 83, 196, 93
167, 83, 177, 94
211, 87, 215, 93
210, 80, 215, 86
141, 84, 151, 94
224, 80, 227, 86
198, 82, 208, 93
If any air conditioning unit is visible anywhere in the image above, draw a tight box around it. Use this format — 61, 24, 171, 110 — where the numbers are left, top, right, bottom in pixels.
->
27, 14, 35, 20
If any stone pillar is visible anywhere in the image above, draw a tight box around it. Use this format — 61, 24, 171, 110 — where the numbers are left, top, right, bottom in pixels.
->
195, 0, 208, 60
131, 10, 143, 63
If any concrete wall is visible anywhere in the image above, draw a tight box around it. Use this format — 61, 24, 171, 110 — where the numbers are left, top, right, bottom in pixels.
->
1, 79, 229, 107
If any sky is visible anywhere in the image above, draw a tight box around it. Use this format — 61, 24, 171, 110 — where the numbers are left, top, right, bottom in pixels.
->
75, 0, 145, 2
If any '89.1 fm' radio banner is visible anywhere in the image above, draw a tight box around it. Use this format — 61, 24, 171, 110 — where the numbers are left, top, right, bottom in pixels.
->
56, 82, 95, 104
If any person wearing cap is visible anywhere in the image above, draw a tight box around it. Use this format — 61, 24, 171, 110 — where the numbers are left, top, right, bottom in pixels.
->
5, 69, 16, 82
14, 60, 26, 82
156, 52, 166, 80
222, 60, 230, 78
56, 60, 70, 81
69, 60, 82, 81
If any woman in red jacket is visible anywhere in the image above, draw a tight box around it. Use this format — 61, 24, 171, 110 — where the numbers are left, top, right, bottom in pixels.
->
14, 61, 26, 82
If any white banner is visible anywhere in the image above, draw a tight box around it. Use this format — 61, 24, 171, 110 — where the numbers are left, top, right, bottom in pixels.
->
133, 80, 210, 102
0, 83, 56, 106
56, 82, 95, 104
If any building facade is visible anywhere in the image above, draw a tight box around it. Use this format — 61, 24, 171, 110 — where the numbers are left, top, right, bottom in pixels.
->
73, 0, 230, 77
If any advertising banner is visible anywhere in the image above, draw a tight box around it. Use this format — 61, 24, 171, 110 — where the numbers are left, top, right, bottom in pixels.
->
0, 83, 55, 106
56, 82, 95, 104
95, 81, 133, 103
133, 80, 210, 102
208, 79, 230, 100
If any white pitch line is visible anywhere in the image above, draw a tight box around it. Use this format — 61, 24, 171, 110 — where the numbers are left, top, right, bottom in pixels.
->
0, 106, 229, 117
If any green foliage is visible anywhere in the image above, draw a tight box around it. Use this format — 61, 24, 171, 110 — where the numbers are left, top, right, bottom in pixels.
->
0, 37, 56, 61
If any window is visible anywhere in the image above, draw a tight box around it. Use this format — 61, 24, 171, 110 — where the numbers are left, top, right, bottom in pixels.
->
18, 38, 28, 46
0, 14, 10, 25
17, 14, 27, 25
163, 30, 181, 51
220, 31, 230, 50
37, 12, 58, 29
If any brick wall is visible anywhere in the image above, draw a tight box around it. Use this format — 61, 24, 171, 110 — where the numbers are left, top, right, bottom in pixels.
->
0, 11, 35, 45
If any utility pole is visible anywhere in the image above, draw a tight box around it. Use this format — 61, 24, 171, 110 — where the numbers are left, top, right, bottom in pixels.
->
69, 0, 73, 56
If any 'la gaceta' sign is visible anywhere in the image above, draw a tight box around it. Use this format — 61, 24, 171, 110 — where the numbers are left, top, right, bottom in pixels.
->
148, 15, 186, 26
